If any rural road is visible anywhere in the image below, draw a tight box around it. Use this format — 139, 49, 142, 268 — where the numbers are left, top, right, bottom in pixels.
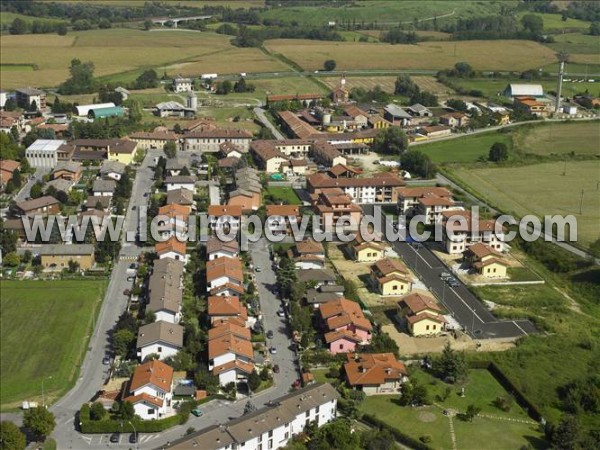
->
254, 106, 285, 140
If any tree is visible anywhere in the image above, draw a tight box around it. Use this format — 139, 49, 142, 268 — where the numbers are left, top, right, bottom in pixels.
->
9, 18, 28, 35
59, 59, 96, 95
173, 123, 182, 134
57, 24, 68, 36
22, 250, 32, 264
144, 19, 153, 31
454, 62, 474, 78
590, 22, 600, 36
164, 141, 177, 159
67, 259, 80, 273
23, 406, 55, 441
521, 14, 544, 34
433, 343, 468, 383
4, 98, 17, 111
401, 150, 435, 178
11, 169, 22, 188
118, 401, 135, 420
399, 381, 429, 406
488, 142, 509, 162
360, 428, 395, 450
135, 69, 159, 89
394, 74, 420, 97
547, 415, 580, 450
3, 252, 20, 267
216, 80, 232, 95
124, 99, 142, 123
446, 98, 469, 113
0, 421, 26, 450
248, 370, 261, 391
90, 401, 107, 421
363, 332, 399, 357
29, 182, 43, 200
323, 59, 337, 71
372, 127, 408, 155
463, 404, 481, 422
98, 19, 112, 29
112, 329, 135, 357
243, 401, 257, 415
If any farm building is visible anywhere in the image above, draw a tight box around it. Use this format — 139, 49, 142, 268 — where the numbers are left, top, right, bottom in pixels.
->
88, 106, 125, 119
383, 104, 412, 126
502, 84, 544, 99
75, 103, 116, 116
154, 101, 196, 118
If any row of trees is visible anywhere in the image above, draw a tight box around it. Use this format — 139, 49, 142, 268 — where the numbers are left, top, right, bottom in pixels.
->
394, 74, 438, 106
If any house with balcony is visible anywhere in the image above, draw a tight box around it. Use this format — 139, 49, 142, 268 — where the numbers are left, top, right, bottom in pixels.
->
207, 295, 248, 328
441, 210, 505, 255
464, 243, 509, 278
397, 292, 445, 336
265, 204, 302, 237
344, 353, 408, 395
207, 205, 243, 233
124, 360, 174, 420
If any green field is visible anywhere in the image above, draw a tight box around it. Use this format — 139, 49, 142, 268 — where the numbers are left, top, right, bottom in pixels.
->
415, 130, 513, 163
361, 369, 545, 449
516, 12, 591, 31
265, 186, 302, 205
547, 33, 600, 56
449, 160, 600, 248
0, 279, 107, 410
513, 122, 600, 156
0, 11, 68, 26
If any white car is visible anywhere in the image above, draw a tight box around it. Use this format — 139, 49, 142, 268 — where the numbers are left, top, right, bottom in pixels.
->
277, 310, 285, 317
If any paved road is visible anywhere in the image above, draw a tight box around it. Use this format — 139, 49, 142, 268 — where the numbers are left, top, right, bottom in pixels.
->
14, 167, 45, 203
253, 107, 285, 140
364, 205, 537, 339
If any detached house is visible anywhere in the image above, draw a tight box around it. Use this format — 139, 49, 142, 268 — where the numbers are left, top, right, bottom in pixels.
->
440, 112, 469, 128
15, 196, 60, 217
265, 205, 301, 237
157, 204, 190, 239
207, 205, 243, 233
348, 234, 386, 263
51, 161, 82, 182
206, 236, 239, 260
137, 321, 184, 361
370, 258, 412, 296
344, 353, 408, 395
208, 334, 254, 376
397, 292, 445, 336
320, 298, 372, 354
124, 360, 174, 420
464, 243, 509, 278
92, 179, 116, 197
164, 175, 195, 192
155, 237, 187, 262
287, 239, 326, 270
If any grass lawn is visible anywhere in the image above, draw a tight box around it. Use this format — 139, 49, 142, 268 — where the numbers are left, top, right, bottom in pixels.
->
517, 12, 591, 31
448, 160, 600, 248
415, 130, 513, 164
547, 32, 600, 56
264, 39, 557, 72
265, 186, 302, 205
513, 122, 600, 156
360, 369, 545, 449
0, 279, 107, 410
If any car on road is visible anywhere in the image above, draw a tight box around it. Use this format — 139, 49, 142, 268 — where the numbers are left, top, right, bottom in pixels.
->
273, 364, 280, 373
446, 277, 460, 287
144, 192, 149, 197
129, 433, 138, 444
109, 433, 120, 443
129, 263, 137, 269
127, 276, 135, 282
277, 310, 285, 317
266, 330, 274, 339
191, 408, 203, 417
102, 356, 111, 365
123, 289, 131, 296
440, 272, 452, 279
269, 347, 277, 354
255, 266, 262, 272
132, 206, 136, 210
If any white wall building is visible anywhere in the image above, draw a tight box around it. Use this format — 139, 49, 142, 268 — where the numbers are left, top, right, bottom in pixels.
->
124, 360, 174, 420
25, 139, 65, 169
137, 321, 183, 361
75, 103, 115, 117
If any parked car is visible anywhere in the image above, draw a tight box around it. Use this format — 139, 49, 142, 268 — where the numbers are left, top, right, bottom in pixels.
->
270, 347, 277, 354
447, 277, 460, 287
266, 330, 274, 339
277, 310, 285, 317
255, 266, 262, 272
109, 433, 120, 443
127, 276, 135, 282
102, 356, 111, 365
440, 272, 452, 280
273, 364, 280, 373
129, 433, 138, 444
191, 408, 203, 417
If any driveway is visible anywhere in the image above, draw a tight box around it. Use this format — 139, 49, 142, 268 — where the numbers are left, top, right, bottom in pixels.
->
253, 107, 285, 140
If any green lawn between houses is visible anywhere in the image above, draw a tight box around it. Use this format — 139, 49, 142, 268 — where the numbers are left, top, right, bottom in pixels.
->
0, 279, 107, 411
361, 369, 546, 450
264, 186, 302, 205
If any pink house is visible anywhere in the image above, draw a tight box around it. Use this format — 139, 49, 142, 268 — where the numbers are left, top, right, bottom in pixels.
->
320, 298, 372, 354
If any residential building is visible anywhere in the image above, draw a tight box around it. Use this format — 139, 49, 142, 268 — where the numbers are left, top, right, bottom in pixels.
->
0, 111, 25, 134
99, 160, 126, 181
15, 196, 60, 217
208, 333, 254, 374
85, 195, 111, 211
207, 295, 248, 327
311, 188, 362, 233
251, 142, 289, 173
304, 285, 344, 309
320, 298, 372, 354
287, 239, 325, 269
441, 210, 505, 254
464, 243, 509, 278
206, 258, 244, 293
514, 96, 550, 117
166, 188, 195, 209
0, 159, 21, 189
173, 76, 193, 93
206, 236, 240, 260
168, 383, 339, 450
440, 112, 469, 128
16, 87, 46, 110
343, 105, 369, 128
155, 237, 187, 262
44, 178, 73, 195
147, 258, 184, 323
419, 125, 452, 138
210, 282, 245, 298
157, 203, 190, 239
383, 104, 411, 126
397, 292, 445, 336
106, 140, 138, 165
207, 205, 242, 233
344, 353, 408, 395
182, 128, 252, 153
349, 234, 386, 262
51, 161, 82, 182
165, 158, 188, 177
219, 141, 245, 159
370, 258, 412, 296
297, 269, 337, 288
368, 114, 391, 129
307, 172, 405, 204
164, 175, 195, 192
35, 244, 95, 270
154, 101, 195, 118
398, 187, 454, 216
124, 360, 174, 420
502, 83, 544, 100
129, 131, 179, 151
137, 320, 184, 361
92, 179, 116, 197
310, 141, 347, 168
25, 139, 65, 169
265, 204, 301, 237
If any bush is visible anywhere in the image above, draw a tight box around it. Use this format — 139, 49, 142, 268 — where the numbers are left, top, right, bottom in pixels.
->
361, 414, 434, 450
420, 435, 432, 443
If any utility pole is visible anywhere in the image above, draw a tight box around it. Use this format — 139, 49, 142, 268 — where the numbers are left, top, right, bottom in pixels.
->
579, 189, 584, 214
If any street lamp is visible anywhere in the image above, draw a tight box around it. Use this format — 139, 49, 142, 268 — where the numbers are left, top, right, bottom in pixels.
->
42, 376, 53, 407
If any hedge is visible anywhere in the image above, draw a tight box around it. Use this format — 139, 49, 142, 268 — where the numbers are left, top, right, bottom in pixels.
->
79, 403, 189, 433
468, 361, 543, 422
361, 414, 434, 450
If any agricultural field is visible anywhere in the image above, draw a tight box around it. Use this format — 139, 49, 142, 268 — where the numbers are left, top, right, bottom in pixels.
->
516, 12, 591, 31
0, 28, 285, 90
449, 160, 600, 248
0, 279, 107, 411
264, 39, 557, 72
360, 369, 545, 449
547, 33, 600, 57
513, 122, 600, 157
251, 76, 327, 97
321, 75, 397, 93
53, 0, 264, 7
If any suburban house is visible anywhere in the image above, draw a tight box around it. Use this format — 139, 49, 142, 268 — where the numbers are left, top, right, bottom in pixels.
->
251, 142, 289, 173
514, 96, 550, 117
307, 172, 405, 204
441, 210, 505, 254
210, 282, 245, 298
16, 87, 46, 110
370, 258, 412, 296
398, 187, 454, 216
25, 139, 65, 169
207, 205, 243, 233
265, 204, 301, 236
344, 353, 408, 395
130, 131, 178, 150
206, 236, 240, 260
207, 295, 248, 327
287, 239, 326, 270
34, 244, 95, 270
219, 141, 245, 159
311, 188, 362, 233
164, 175, 196, 192
228, 167, 262, 212
51, 161, 82, 182
383, 104, 412, 126
137, 320, 184, 361
165, 158, 188, 177
99, 160, 126, 181
208, 333, 254, 377
304, 285, 344, 309
397, 292, 445, 337
44, 178, 73, 195
440, 112, 469, 128
147, 258, 184, 323
502, 83, 544, 100
92, 179, 117, 197
166, 188, 195, 209
124, 360, 174, 420
85, 195, 111, 211
348, 234, 386, 263
106, 140, 138, 164
464, 242, 509, 278
206, 258, 244, 293
0, 159, 20, 189
182, 128, 252, 153
15, 196, 60, 217
157, 203, 190, 239
419, 125, 452, 138
168, 383, 339, 450
155, 237, 187, 262
297, 268, 337, 288
320, 298, 372, 354
173, 76, 193, 93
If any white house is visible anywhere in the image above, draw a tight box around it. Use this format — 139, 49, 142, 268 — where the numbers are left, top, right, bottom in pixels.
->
206, 259, 244, 293
137, 321, 184, 361
25, 139, 65, 169
206, 236, 240, 260
92, 179, 117, 197
155, 237, 187, 263
164, 175, 195, 192
167, 383, 340, 450
147, 258, 184, 323
99, 160, 126, 181
173, 76, 193, 93
124, 360, 174, 420
182, 128, 253, 153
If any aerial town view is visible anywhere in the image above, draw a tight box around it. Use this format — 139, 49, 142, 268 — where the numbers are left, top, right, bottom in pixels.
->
0, 0, 599, 449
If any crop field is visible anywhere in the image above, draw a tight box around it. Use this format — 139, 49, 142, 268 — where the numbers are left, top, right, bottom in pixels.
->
251, 76, 327, 96
449, 160, 600, 248
321, 75, 396, 93
54, 0, 264, 7
0, 29, 285, 90
0, 279, 107, 410
264, 39, 557, 72
547, 33, 600, 57
513, 122, 600, 157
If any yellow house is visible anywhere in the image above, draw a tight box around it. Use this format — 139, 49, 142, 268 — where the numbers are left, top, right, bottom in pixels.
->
349, 235, 386, 263
465, 243, 508, 278
368, 115, 391, 129
38, 244, 95, 270
371, 258, 412, 296
378, 274, 411, 296
397, 292, 445, 337
129, 131, 178, 151
107, 140, 138, 165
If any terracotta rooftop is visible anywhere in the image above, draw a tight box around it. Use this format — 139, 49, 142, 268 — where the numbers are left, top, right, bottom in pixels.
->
207, 295, 243, 317
399, 292, 442, 315
155, 237, 187, 256
372, 258, 409, 277
344, 353, 407, 386
208, 334, 253, 359
129, 359, 174, 392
